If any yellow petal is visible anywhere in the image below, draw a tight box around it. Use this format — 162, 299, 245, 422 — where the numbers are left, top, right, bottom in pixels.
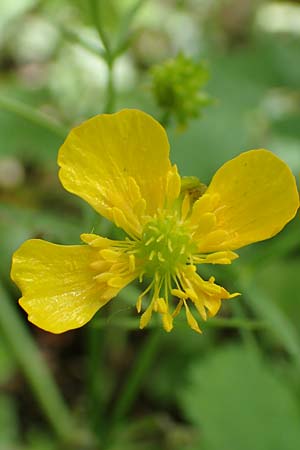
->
11, 239, 121, 333
58, 109, 175, 237
202, 149, 299, 251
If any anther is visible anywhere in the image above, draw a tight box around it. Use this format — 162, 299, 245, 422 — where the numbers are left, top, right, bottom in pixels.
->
139, 271, 145, 282
156, 234, 164, 243
158, 252, 165, 262
136, 296, 142, 313
94, 272, 112, 283
149, 250, 156, 261
148, 225, 159, 232
145, 237, 155, 246
171, 288, 188, 299
129, 254, 136, 272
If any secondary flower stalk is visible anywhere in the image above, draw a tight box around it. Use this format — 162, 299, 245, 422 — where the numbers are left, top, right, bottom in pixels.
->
11, 110, 299, 334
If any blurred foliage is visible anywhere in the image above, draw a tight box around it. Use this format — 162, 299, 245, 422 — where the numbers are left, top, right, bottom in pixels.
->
0, 0, 300, 449
179, 345, 300, 450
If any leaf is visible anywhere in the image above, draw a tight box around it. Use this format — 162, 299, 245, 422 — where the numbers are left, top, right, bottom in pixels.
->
256, 260, 300, 326
179, 345, 300, 450
0, 340, 16, 385
0, 395, 19, 445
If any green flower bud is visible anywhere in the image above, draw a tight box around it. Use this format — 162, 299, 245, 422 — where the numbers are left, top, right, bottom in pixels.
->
151, 53, 212, 128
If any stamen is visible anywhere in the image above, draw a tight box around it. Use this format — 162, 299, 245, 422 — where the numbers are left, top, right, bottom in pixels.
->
81, 234, 112, 247
139, 301, 154, 329
173, 300, 183, 317
183, 300, 202, 334
198, 229, 229, 249
108, 277, 125, 288
149, 250, 155, 261
186, 288, 198, 302
99, 249, 119, 261
139, 271, 144, 283
129, 254, 136, 272
156, 298, 168, 314
110, 262, 126, 273
204, 297, 221, 317
205, 251, 239, 264
148, 225, 159, 232
193, 299, 207, 321
181, 193, 191, 222
90, 260, 111, 271
94, 272, 112, 283
136, 295, 143, 313
136, 279, 155, 313
166, 165, 181, 204
145, 237, 155, 246
162, 313, 173, 332
157, 252, 165, 262
171, 288, 188, 299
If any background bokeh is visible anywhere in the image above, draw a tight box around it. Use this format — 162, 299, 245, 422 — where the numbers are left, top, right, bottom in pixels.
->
1, 1, 300, 449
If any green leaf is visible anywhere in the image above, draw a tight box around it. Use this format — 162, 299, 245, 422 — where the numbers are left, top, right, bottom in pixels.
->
0, 395, 19, 445
179, 345, 300, 450
0, 340, 16, 385
255, 259, 300, 331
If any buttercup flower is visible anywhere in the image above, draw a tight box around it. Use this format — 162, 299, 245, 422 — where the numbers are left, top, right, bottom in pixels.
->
11, 110, 299, 334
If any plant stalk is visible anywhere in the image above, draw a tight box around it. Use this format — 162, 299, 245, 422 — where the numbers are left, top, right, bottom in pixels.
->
0, 282, 74, 443
0, 95, 67, 138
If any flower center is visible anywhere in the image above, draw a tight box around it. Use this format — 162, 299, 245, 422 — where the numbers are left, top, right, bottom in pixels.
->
137, 214, 195, 276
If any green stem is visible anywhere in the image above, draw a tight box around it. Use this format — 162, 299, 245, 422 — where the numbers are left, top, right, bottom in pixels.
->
115, 0, 147, 55
104, 59, 116, 114
89, 0, 112, 59
0, 282, 74, 443
232, 300, 259, 353
56, 23, 106, 59
92, 316, 266, 331
110, 329, 161, 425
86, 322, 105, 443
101, 328, 161, 448
89, 0, 116, 113
85, 224, 116, 442
0, 95, 67, 138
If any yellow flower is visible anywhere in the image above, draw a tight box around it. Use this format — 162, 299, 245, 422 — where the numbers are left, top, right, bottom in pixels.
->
11, 110, 299, 334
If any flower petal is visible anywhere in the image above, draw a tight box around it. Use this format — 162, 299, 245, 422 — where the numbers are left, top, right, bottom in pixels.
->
58, 109, 175, 237
11, 239, 126, 333
198, 149, 299, 251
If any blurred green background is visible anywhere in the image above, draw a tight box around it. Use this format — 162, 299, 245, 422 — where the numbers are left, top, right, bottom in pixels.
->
1, 0, 300, 449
